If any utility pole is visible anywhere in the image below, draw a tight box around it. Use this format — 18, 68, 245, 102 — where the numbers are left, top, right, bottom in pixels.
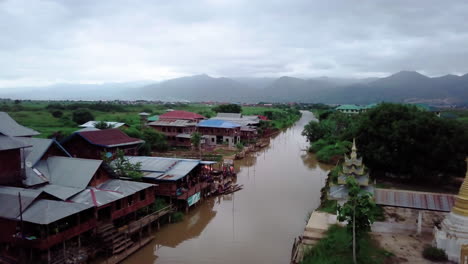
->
353, 202, 356, 264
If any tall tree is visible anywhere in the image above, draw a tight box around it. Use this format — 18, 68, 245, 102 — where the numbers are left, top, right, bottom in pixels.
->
337, 176, 377, 264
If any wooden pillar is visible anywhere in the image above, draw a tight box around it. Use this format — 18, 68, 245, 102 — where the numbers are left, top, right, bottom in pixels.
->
63, 241, 66, 260
417, 211, 422, 235
461, 244, 468, 264
46, 225, 51, 264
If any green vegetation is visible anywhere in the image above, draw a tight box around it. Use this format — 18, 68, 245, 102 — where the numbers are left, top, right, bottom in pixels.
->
317, 199, 337, 214
337, 176, 378, 263
3, 101, 300, 138
103, 149, 143, 180
72, 108, 94, 124
422, 246, 448, 262
94, 120, 113, 129
213, 103, 242, 113
301, 225, 393, 264
171, 211, 185, 222
149, 198, 169, 212
126, 127, 168, 154
303, 103, 468, 183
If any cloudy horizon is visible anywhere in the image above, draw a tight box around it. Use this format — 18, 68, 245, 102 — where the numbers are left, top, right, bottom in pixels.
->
1, 0, 468, 88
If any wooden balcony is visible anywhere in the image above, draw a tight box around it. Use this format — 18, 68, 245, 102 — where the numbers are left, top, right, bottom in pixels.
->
13, 218, 97, 250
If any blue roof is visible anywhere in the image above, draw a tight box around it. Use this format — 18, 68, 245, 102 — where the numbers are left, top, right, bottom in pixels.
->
198, 119, 242, 128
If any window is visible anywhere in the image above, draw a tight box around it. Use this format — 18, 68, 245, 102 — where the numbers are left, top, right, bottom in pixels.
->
116, 199, 122, 210
127, 195, 133, 206
140, 190, 146, 201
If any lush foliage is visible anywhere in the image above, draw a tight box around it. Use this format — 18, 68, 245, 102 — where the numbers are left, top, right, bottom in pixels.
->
213, 104, 242, 113
303, 103, 468, 181
301, 225, 393, 264
72, 108, 94, 124
356, 103, 468, 182
171, 211, 185, 222
191, 132, 202, 150
422, 246, 448, 262
94, 120, 113, 129
311, 139, 352, 163
103, 149, 143, 180
51, 110, 63, 118
338, 176, 377, 236
126, 127, 168, 154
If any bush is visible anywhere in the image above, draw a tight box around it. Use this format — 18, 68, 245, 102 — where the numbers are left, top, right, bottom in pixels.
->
422, 246, 447, 262
171, 212, 184, 223
72, 108, 94, 124
51, 110, 63, 118
213, 104, 242, 113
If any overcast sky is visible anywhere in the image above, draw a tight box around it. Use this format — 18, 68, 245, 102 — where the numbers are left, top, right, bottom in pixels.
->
1, 0, 468, 88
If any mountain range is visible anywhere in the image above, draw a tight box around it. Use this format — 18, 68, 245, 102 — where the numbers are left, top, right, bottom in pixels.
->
1, 71, 468, 105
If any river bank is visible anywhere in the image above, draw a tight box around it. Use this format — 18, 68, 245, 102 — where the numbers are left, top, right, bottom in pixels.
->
122, 111, 332, 264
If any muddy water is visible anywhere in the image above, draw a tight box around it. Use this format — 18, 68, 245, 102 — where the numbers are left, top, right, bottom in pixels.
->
124, 111, 333, 264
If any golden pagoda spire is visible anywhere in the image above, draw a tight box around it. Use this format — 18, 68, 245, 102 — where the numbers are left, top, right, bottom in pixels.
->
350, 138, 357, 159
452, 158, 468, 216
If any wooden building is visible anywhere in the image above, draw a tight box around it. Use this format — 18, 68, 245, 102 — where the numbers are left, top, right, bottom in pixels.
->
126, 156, 215, 208
197, 119, 242, 148
61, 129, 144, 159
148, 120, 198, 147
159, 110, 205, 122
0, 137, 30, 187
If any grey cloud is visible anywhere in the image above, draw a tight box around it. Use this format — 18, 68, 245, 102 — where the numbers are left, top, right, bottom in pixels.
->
1, 0, 468, 87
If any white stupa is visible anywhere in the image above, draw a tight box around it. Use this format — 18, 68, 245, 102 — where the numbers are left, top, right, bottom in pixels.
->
434, 158, 468, 263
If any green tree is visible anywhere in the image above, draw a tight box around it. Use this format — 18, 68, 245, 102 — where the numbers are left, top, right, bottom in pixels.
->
72, 108, 94, 124
212, 104, 242, 113
356, 103, 468, 182
102, 149, 143, 180
191, 132, 202, 158
338, 176, 377, 264
94, 121, 113, 129
51, 110, 63, 118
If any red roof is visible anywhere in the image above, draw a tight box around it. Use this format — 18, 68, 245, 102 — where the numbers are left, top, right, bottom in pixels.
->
258, 115, 270, 121
78, 129, 144, 147
159, 110, 205, 121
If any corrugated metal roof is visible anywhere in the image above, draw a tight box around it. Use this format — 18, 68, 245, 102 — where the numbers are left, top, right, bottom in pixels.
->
216, 113, 242, 118
47, 156, 102, 189
35, 184, 83, 200
24, 160, 50, 187
159, 110, 205, 121
76, 127, 100, 132
148, 120, 197, 127
374, 189, 455, 212
19, 200, 93, 225
98, 179, 154, 196
77, 129, 144, 147
0, 186, 42, 219
0, 112, 40, 137
20, 137, 53, 166
127, 156, 200, 181
213, 113, 260, 126
0, 136, 31, 151
70, 187, 123, 207
198, 119, 242, 129
148, 115, 159, 122
79, 121, 127, 128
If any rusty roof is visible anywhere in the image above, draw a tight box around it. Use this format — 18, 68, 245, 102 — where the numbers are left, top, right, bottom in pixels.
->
374, 188, 455, 212
77, 128, 144, 147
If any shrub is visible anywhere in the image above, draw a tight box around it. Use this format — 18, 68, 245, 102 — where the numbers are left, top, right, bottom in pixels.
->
422, 246, 447, 262
72, 108, 94, 124
51, 110, 63, 118
171, 212, 184, 223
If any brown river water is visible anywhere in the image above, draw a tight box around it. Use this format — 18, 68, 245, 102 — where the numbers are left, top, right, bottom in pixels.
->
123, 111, 332, 264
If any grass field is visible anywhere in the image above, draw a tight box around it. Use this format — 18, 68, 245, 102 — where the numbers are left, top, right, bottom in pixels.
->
2, 101, 301, 138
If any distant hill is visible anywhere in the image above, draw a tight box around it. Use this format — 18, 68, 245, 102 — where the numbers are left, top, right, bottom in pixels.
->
140, 74, 256, 102
1, 71, 467, 105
